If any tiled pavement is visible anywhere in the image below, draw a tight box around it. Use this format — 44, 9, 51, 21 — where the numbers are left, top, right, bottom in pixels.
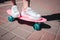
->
0, 0, 60, 40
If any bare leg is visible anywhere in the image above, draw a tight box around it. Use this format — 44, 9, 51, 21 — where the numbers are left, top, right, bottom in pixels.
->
22, 0, 41, 20
11, 0, 20, 18
22, 0, 30, 10
27, 0, 30, 7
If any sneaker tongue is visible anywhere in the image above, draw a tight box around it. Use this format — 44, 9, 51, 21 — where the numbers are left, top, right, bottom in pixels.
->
26, 7, 32, 10
26, 8, 33, 12
27, 7, 31, 9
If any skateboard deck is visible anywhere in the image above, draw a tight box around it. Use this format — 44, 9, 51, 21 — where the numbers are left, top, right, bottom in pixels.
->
7, 9, 47, 22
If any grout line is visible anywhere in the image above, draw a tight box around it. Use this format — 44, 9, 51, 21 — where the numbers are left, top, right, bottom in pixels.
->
10, 27, 34, 40
3, 23, 18, 32
18, 27, 33, 33
1, 31, 9, 37
10, 35, 16, 40
0, 15, 8, 22
0, 20, 34, 40
0, 23, 17, 37
26, 31, 35, 40
39, 31, 46, 40
54, 25, 60, 40
0, 27, 9, 37
44, 27, 59, 35
11, 31, 25, 40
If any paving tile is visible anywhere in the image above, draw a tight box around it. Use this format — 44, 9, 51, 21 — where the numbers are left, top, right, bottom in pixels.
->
12, 21, 34, 33
0, 38, 1, 40
1, 32, 16, 40
11, 27, 32, 39
56, 25, 60, 35
55, 35, 60, 40
1, 22, 14, 29
0, 16, 7, 24
0, 21, 3, 25
0, 12, 8, 18
0, 0, 60, 40
3, 21, 19, 31
0, 35, 1, 39
31, 0, 60, 15
44, 21, 59, 34
1, 21, 22, 31
0, 27, 8, 37
0, 7, 9, 16
19, 24, 34, 33
27, 29, 46, 40
40, 31, 56, 40
12, 36, 24, 40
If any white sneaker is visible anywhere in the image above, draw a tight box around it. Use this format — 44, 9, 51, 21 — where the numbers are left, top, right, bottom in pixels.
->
11, 5, 20, 18
21, 7, 41, 20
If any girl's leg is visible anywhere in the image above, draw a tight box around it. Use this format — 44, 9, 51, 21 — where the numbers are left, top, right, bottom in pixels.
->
22, 0, 30, 10
11, 0, 20, 18
22, 0, 41, 20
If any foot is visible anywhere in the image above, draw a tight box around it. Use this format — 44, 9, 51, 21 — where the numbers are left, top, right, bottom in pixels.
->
11, 5, 20, 18
21, 7, 41, 20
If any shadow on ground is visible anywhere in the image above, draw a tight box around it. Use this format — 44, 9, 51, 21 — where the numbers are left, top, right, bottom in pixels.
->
42, 13, 60, 21
15, 13, 60, 30
15, 18, 51, 30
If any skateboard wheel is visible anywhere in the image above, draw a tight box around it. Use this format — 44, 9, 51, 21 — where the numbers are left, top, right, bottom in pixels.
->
8, 16, 15, 22
33, 23, 41, 30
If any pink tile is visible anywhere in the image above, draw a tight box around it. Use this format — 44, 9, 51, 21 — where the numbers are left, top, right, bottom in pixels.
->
0, 27, 8, 37
4, 21, 19, 31
31, 0, 60, 14
27, 30, 45, 40
11, 27, 31, 39
12, 36, 24, 40
1, 22, 14, 28
1, 32, 16, 40
0, 21, 3, 25
1, 21, 19, 31
44, 21, 59, 34
19, 24, 34, 33
57, 26, 60, 35
55, 35, 60, 40
40, 31, 56, 40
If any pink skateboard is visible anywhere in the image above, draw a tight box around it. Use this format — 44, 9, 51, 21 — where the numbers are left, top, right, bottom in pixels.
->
7, 9, 47, 30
